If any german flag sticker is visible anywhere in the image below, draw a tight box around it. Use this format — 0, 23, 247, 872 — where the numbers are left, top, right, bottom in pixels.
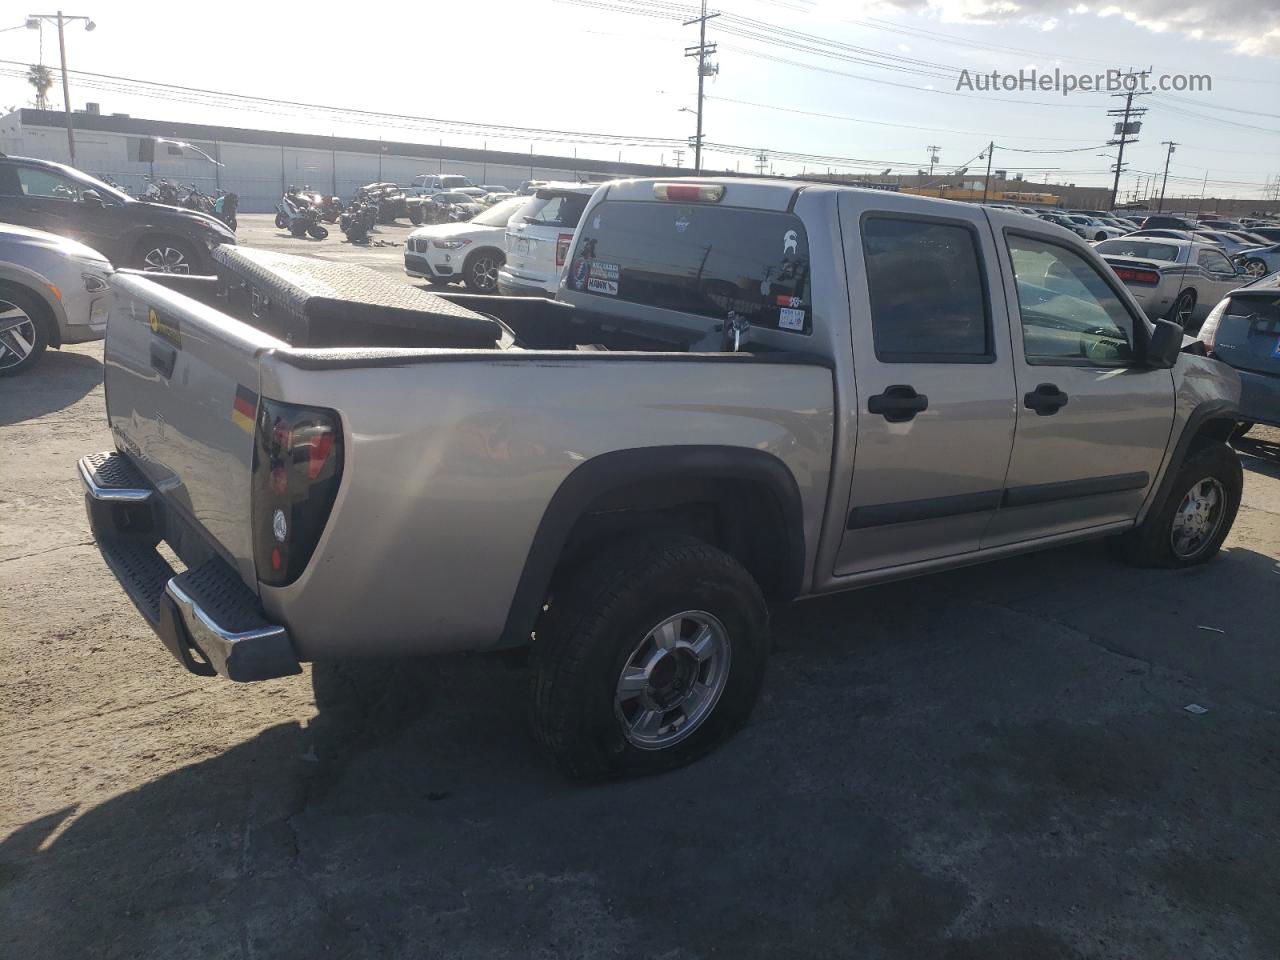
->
232, 384, 257, 434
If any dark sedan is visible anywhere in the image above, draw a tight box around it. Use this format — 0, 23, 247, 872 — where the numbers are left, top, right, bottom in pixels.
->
0, 153, 235, 274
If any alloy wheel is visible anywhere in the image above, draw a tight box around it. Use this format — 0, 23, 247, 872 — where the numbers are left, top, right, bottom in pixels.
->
142, 246, 191, 274
1243, 259, 1267, 279
1170, 477, 1226, 559
614, 610, 732, 750
470, 256, 499, 292
0, 299, 37, 370
1174, 293, 1195, 328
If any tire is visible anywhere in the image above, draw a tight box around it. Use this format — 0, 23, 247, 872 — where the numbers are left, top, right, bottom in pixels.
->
307, 224, 329, 240
1167, 289, 1197, 329
1241, 258, 1268, 280
289, 223, 307, 238
530, 534, 770, 780
0, 283, 50, 376
1111, 441, 1242, 568
409, 205, 425, 226
462, 249, 503, 293
274, 212, 288, 229
135, 237, 198, 275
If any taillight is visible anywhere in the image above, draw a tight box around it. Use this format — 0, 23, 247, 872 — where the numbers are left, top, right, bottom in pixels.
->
251, 398, 343, 587
1198, 297, 1229, 353
556, 233, 572, 267
653, 183, 726, 203
1113, 267, 1160, 285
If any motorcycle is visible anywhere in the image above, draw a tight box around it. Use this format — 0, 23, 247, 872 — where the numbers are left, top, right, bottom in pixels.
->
141, 177, 182, 205
299, 189, 344, 223
276, 190, 329, 240
339, 196, 379, 244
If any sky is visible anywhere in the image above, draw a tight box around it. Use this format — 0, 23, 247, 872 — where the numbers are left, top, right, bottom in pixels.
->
0, 0, 1276, 200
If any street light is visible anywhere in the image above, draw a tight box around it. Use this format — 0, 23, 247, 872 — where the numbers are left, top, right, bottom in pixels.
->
26, 11, 96, 166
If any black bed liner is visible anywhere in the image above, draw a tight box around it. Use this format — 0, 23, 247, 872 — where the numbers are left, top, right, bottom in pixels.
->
210, 245, 500, 349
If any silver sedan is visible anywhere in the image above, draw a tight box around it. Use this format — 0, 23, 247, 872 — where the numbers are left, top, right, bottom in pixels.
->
0, 223, 113, 375
1234, 243, 1280, 281
1095, 236, 1247, 328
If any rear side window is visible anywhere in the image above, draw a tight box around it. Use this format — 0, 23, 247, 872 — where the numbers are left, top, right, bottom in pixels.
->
566, 200, 812, 333
861, 216, 991, 361
519, 192, 589, 229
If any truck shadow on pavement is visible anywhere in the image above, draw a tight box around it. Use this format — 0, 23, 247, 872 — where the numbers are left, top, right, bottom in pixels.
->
4, 544, 1279, 960
0, 349, 101, 426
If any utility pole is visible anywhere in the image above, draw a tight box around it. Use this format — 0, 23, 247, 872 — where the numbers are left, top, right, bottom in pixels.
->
672, 148, 684, 169
754, 150, 768, 175
926, 144, 941, 177
1156, 140, 1178, 213
1106, 69, 1149, 210
26, 11, 96, 166
1194, 170, 1209, 219
683, 0, 719, 176
981, 141, 994, 203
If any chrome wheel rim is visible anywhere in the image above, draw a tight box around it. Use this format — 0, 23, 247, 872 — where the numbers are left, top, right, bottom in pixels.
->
615, 610, 731, 750
1244, 260, 1266, 278
471, 256, 498, 291
1174, 294, 1194, 327
142, 246, 190, 274
0, 300, 36, 369
1170, 476, 1226, 559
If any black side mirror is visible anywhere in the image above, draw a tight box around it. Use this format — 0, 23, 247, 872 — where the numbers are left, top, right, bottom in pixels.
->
1145, 318, 1183, 368
81, 189, 105, 209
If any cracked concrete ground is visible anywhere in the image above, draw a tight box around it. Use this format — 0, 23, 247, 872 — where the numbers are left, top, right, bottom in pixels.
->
2, 226, 1279, 958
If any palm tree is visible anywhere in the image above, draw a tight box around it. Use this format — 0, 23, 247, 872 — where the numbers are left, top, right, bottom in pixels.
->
27, 64, 53, 110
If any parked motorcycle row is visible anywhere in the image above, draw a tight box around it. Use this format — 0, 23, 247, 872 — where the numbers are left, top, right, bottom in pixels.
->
138, 177, 240, 231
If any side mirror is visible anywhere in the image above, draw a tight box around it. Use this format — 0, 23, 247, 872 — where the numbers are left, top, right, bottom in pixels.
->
1145, 318, 1183, 368
81, 189, 104, 209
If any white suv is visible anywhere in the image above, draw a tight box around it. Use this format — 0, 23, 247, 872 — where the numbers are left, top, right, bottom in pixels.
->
404, 196, 526, 293
497, 183, 597, 296
409, 174, 475, 196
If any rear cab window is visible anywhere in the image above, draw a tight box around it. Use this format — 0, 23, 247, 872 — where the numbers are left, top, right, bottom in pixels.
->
565, 200, 812, 335
518, 191, 590, 229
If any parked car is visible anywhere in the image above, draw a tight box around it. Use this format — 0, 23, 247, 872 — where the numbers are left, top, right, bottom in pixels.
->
1096, 236, 1246, 328
1246, 227, 1280, 244
1192, 230, 1265, 258
498, 182, 595, 296
408, 173, 476, 196
481, 191, 516, 206
478, 184, 509, 195
0, 223, 113, 375
80, 178, 1241, 780
0, 153, 236, 274
1197, 272, 1280, 436
1141, 215, 1197, 230
1037, 212, 1088, 238
408, 190, 481, 225
404, 196, 525, 292
1197, 219, 1243, 231
1124, 228, 1198, 242
1232, 243, 1280, 280
356, 182, 410, 223
1067, 215, 1124, 242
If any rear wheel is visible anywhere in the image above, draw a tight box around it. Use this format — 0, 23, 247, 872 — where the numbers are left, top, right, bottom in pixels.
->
1168, 289, 1197, 328
307, 224, 329, 240
530, 534, 770, 780
1111, 441, 1241, 568
463, 249, 503, 293
0, 284, 49, 377
409, 205, 425, 226
137, 237, 197, 275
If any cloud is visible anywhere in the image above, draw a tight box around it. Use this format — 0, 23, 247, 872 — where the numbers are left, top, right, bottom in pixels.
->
880, 0, 1280, 56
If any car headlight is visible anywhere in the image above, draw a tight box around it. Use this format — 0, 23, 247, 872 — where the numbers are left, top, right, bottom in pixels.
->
431, 238, 472, 250
82, 272, 110, 293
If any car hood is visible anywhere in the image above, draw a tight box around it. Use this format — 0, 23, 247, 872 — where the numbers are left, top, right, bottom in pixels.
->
0, 222, 112, 265
408, 222, 503, 242
132, 200, 233, 234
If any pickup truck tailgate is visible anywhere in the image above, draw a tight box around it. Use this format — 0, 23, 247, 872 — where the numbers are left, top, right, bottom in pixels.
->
104, 272, 284, 586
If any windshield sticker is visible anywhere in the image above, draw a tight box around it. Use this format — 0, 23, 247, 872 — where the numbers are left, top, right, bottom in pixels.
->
592, 214, 602, 230
776, 295, 803, 308
783, 230, 799, 256
675, 214, 690, 233
779, 307, 805, 331
587, 277, 618, 296
568, 256, 590, 291
589, 260, 620, 281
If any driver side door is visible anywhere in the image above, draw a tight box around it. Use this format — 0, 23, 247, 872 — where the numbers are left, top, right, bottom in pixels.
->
5, 164, 118, 261
984, 229, 1176, 547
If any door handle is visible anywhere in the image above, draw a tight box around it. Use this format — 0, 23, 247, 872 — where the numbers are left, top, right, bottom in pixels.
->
867, 384, 929, 423
1024, 383, 1069, 416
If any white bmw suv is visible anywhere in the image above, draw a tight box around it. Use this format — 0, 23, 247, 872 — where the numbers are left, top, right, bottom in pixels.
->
404, 196, 526, 293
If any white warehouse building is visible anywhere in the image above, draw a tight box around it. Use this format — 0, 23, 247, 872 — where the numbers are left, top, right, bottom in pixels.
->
0, 107, 676, 212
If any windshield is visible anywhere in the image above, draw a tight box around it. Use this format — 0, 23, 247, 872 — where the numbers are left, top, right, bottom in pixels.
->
471, 196, 526, 227
65, 167, 130, 204
1095, 239, 1180, 261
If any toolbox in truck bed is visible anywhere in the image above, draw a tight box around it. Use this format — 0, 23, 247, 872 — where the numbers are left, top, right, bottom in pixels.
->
211, 245, 501, 349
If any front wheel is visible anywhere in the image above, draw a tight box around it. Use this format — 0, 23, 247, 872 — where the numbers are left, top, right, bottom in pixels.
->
463, 250, 503, 293
530, 534, 770, 780
137, 237, 197, 275
1111, 441, 1242, 568
0, 284, 50, 376
274, 212, 288, 229
1241, 258, 1268, 280
307, 224, 329, 240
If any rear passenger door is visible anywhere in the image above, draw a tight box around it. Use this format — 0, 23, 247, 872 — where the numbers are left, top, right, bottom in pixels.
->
985, 229, 1175, 547
835, 194, 1018, 575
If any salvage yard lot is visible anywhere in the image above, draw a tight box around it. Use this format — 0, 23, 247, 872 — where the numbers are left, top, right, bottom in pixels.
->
2, 232, 1279, 958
